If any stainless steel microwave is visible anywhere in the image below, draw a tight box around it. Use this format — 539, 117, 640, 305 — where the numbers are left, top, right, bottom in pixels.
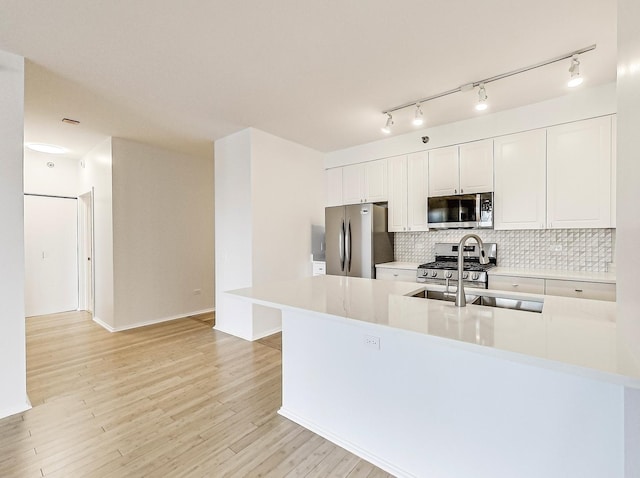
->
427, 192, 493, 229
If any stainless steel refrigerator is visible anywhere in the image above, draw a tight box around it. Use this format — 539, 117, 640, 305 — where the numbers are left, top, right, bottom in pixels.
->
325, 203, 394, 278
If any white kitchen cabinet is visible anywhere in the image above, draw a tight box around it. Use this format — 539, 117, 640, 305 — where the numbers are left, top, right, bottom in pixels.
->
545, 279, 616, 301
489, 275, 545, 295
342, 159, 388, 204
611, 115, 617, 228
458, 139, 494, 194
388, 152, 429, 232
387, 155, 408, 232
375, 267, 417, 282
406, 151, 429, 231
428, 146, 458, 196
547, 116, 612, 229
428, 140, 493, 197
494, 129, 546, 230
325, 168, 343, 206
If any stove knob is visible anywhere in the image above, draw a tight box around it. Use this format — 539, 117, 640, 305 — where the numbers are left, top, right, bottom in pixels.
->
462, 272, 469, 280
471, 272, 480, 280
431, 270, 438, 278
444, 271, 453, 279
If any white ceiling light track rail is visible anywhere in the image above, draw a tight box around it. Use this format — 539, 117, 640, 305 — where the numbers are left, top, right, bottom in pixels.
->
380, 44, 596, 133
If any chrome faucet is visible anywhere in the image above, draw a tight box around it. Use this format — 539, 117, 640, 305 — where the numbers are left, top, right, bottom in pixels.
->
455, 234, 490, 307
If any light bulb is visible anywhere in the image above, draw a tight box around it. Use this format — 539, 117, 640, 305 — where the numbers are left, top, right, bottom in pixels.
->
412, 104, 424, 126
475, 84, 488, 111
568, 56, 583, 88
381, 114, 393, 134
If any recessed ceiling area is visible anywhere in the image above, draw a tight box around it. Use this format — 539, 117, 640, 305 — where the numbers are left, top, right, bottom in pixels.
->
0, 0, 617, 159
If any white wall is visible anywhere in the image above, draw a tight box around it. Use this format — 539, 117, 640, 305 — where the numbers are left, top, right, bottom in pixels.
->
111, 138, 215, 330
79, 138, 115, 328
326, 82, 617, 168
23, 151, 79, 197
616, 2, 640, 475
0, 50, 29, 419
214, 128, 325, 340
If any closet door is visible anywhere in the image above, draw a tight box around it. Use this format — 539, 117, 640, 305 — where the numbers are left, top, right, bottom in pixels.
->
24, 195, 78, 317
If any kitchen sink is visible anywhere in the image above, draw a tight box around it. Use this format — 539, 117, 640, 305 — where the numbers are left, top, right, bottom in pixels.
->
412, 290, 544, 313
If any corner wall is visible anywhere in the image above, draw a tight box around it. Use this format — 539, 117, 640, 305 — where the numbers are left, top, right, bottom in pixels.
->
111, 138, 215, 330
617, 0, 640, 394
0, 50, 29, 419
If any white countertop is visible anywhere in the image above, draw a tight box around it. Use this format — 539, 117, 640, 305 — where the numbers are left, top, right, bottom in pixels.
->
229, 275, 639, 388
375, 261, 420, 270
489, 267, 616, 283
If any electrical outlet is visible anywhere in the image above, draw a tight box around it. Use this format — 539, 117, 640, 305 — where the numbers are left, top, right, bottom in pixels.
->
364, 335, 380, 349
193, 289, 201, 295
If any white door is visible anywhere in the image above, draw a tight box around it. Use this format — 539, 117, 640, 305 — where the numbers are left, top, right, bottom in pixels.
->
78, 191, 94, 313
24, 195, 78, 317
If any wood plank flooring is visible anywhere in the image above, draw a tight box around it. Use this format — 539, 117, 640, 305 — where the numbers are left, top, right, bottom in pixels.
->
0, 311, 394, 477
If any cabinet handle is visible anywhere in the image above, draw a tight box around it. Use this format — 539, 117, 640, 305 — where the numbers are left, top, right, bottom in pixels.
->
512, 284, 519, 287
454, 189, 457, 194
575, 289, 583, 293
408, 227, 411, 231
461, 189, 464, 193
393, 273, 399, 277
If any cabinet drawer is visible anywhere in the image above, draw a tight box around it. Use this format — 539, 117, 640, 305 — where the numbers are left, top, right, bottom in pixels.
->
545, 279, 616, 301
489, 275, 545, 294
376, 268, 417, 282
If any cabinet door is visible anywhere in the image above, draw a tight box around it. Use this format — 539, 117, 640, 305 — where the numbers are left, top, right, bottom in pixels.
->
387, 155, 408, 232
545, 279, 616, 301
459, 139, 494, 193
611, 115, 616, 228
494, 129, 546, 230
342, 164, 364, 205
407, 151, 429, 231
364, 159, 388, 202
428, 146, 459, 196
489, 275, 545, 294
547, 116, 612, 228
326, 168, 343, 207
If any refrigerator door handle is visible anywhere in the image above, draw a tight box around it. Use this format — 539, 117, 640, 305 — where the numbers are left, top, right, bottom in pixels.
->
346, 220, 352, 272
339, 219, 345, 271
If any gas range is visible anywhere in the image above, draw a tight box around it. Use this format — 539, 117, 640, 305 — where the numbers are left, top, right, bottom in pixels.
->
416, 242, 497, 288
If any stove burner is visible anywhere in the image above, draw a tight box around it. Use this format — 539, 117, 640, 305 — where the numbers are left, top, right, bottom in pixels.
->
418, 261, 495, 272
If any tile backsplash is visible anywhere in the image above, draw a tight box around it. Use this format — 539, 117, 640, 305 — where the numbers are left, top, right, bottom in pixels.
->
394, 229, 616, 272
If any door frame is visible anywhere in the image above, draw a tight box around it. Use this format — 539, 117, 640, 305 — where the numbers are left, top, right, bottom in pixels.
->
77, 189, 95, 314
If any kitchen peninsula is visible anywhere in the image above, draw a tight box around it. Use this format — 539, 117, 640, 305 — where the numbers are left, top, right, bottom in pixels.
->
230, 275, 640, 478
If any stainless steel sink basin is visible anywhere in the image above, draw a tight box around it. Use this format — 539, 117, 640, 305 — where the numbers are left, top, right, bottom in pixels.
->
474, 296, 543, 313
413, 289, 544, 313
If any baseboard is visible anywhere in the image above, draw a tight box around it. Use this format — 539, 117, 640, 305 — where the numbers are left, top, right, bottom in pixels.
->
278, 407, 415, 478
93, 308, 214, 333
92, 316, 116, 332
0, 399, 32, 420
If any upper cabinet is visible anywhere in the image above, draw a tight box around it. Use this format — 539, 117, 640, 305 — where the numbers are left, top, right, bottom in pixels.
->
326, 168, 343, 207
428, 140, 493, 197
547, 116, 612, 229
388, 152, 429, 232
342, 158, 388, 205
494, 129, 546, 230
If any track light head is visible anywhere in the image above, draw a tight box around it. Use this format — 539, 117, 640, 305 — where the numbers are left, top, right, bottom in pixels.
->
475, 84, 488, 111
412, 104, 424, 126
568, 55, 583, 87
381, 113, 394, 134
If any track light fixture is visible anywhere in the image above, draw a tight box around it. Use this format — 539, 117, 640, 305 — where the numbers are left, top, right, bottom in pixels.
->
412, 103, 425, 126
379, 44, 595, 134
567, 55, 584, 88
475, 84, 488, 111
381, 113, 393, 134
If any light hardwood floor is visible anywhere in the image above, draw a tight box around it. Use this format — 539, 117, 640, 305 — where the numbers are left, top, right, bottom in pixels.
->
0, 311, 394, 477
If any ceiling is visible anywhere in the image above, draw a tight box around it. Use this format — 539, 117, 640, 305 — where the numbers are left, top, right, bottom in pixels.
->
0, 0, 617, 160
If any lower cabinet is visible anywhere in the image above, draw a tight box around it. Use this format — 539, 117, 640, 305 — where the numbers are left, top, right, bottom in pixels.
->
545, 279, 616, 301
489, 275, 545, 295
376, 267, 417, 282
489, 274, 616, 302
